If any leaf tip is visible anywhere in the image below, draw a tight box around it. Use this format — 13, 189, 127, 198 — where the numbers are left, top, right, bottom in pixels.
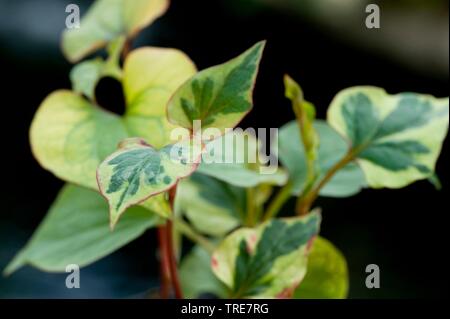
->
283, 74, 303, 101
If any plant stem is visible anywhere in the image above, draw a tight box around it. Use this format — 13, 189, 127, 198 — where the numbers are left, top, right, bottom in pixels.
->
157, 225, 171, 299
167, 186, 183, 299
122, 37, 132, 60
262, 181, 293, 221
175, 218, 215, 254
297, 149, 355, 215
165, 218, 183, 299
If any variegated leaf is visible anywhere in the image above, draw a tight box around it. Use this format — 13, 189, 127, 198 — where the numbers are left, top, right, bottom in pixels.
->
167, 41, 265, 138
30, 48, 195, 218
327, 87, 449, 188
212, 211, 321, 298
97, 138, 203, 228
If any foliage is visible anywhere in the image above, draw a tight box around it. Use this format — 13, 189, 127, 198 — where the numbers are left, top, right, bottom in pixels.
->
5, 0, 448, 300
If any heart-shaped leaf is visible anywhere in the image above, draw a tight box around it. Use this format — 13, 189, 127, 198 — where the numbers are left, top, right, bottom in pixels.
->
198, 130, 288, 187
212, 211, 321, 298
31, 47, 196, 190
278, 120, 366, 197
97, 138, 203, 228
123, 47, 197, 148
327, 87, 449, 188
4, 185, 162, 275
294, 237, 349, 299
62, 0, 169, 62
167, 41, 265, 138
31, 90, 129, 189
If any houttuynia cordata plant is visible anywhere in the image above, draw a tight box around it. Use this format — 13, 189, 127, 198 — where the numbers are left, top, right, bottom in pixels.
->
5, 0, 449, 299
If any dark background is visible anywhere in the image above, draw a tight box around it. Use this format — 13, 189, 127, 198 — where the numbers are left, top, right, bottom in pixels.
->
0, 0, 448, 298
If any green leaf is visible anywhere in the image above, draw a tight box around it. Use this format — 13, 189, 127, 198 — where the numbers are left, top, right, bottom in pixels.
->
4, 185, 161, 275
97, 138, 203, 228
62, 0, 169, 62
176, 174, 245, 237
294, 237, 349, 299
167, 41, 265, 137
198, 130, 288, 187
31, 90, 129, 190
123, 47, 197, 148
31, 48, 196, 189
278, 120, 366, 197
212, 211, 321, 298
70, 37, 125, 100
327, 87, 449, 188
180, 245, 228, 298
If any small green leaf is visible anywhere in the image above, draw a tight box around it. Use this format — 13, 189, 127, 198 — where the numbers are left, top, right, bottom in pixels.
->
278, 120, 366, 197
294, 237, 349, 299
97, 138, 203, 228
4, 185, 162, 275
62, 0, 169, 62
198, 130, 288, 187
176, 174, 245, 237
327, 87, 449, 188
180, 245, 228, 299
212, 211, 321, 298
167, 41, 265, 137
70, 37, 125, 100
284, 75, 319, 191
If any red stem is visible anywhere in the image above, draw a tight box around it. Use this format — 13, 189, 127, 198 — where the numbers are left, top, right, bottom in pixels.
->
157, 226, 171, 299
166, 186, 184, 299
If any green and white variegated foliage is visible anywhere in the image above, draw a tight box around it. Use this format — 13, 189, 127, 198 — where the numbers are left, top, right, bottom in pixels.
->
212, 211, 321, 298
97, 138, 204, 228
328, 87, 449, 188
62, 0, 169, 62
167, 41, 266, 138
31, 47, 196, 219
32, 47, 196, 190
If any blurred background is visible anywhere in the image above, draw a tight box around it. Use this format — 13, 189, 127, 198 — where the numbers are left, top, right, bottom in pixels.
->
0, 0, 448, 298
